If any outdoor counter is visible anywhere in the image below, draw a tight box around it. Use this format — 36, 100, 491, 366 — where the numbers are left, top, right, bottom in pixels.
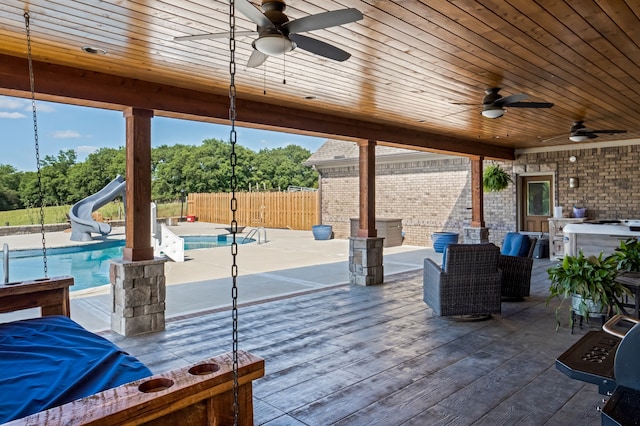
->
563, 222, 640, 257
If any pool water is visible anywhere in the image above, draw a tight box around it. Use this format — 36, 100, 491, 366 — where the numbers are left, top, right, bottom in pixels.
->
1, 235, 252, 292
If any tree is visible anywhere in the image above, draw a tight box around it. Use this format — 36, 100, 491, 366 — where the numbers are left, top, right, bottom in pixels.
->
252, 145, 317, 190
0, 164, 23, 210
67, 148, 125, 202
7, 139, 319, 206
18, 171, 40, 208
39, 149, 77, 205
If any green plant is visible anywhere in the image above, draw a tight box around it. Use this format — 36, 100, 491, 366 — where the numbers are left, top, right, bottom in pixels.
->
612, 237, 640, 272
483, 164, 512, 192
546, 251, 630, 331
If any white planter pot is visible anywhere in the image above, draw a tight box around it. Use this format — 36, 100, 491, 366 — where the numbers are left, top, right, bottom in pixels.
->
571, 294, 604, 317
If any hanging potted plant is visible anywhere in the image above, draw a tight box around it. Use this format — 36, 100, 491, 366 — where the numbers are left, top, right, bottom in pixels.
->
546, 251, 630, 331
483, 164, 513, 192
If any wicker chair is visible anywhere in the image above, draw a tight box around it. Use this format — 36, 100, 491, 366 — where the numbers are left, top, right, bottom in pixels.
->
499, 233, 537, 301
423, 243, 502, 318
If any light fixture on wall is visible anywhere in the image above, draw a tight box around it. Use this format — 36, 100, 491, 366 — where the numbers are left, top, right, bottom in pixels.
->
569, 155, 577, 162
569, 177, 579, 188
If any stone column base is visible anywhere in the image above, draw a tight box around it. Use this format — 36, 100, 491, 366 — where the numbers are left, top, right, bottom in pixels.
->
349, 237, 384, 286
110, 258, 166, 336
463, 227, 490, 244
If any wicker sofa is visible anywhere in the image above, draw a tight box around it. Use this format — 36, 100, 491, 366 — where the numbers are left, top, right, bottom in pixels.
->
423, 243, 502, 318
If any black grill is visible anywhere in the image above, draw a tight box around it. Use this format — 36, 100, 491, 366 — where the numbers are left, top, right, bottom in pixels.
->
556, 315, 640, 425
556, 330, 619, 395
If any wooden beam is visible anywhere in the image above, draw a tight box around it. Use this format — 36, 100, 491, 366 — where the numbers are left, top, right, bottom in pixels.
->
470, 156, 485, 228
358, 140, 377, 238
0, 54, 515, 160
123, 108, 154, 262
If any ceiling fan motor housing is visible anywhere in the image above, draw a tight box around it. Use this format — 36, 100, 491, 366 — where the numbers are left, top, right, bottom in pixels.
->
252, 0, 295, 55
261, 1, 289, 29
482, 88, 502, 105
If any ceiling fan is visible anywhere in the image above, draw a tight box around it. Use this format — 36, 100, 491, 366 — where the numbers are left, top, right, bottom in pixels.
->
174, 0, 363, 68
568, 120, 627, 142
480, 87, 554, 118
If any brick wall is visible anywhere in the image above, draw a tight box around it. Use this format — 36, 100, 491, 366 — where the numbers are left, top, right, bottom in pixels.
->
317, 142, 640, 247
515, 144, 640, 220
320, 157, 517, 246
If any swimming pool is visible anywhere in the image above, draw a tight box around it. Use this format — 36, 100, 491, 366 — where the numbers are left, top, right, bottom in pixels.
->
1, 235, 253, 292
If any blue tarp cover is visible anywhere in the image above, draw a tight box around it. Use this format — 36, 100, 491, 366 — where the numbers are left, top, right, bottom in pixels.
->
0, 315, 151, 423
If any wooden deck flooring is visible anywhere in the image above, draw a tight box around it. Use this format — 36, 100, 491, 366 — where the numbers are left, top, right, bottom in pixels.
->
104, 259, 606, 425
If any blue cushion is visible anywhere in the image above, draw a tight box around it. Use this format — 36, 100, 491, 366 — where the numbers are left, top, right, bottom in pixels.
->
0, 315, 152, 423
441, 242, 454, 269
501, 232, 530, 257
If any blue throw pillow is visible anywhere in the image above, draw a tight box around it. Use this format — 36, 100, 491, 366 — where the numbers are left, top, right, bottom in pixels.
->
501, 232, 523, 256
518, 236, 531, 257
501, 232, 531, 257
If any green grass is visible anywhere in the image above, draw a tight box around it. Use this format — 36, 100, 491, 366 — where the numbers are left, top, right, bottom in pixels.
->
0, 202, 182, 226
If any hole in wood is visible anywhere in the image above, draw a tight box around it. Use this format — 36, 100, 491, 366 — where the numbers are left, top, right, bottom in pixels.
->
188, 363, 220, 375
138, 378, 174, 393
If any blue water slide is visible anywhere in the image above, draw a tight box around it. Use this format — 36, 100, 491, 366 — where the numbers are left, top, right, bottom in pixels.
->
69, 175, 125, 242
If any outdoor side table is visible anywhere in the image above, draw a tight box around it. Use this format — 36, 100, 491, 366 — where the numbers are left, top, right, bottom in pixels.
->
615, 271, 640, 319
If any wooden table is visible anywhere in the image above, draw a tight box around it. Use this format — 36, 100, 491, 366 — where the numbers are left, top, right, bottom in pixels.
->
615, 271, 640, 319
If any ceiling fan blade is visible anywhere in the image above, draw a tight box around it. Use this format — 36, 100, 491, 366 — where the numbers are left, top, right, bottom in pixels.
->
236, 0, 274, 29
174, 30, 257, 42
588, 129, 627, 134
247, 50, 268, 68
493, 93, 527, 107
289, 34, 350, 61
506, 101, 554, 108
284, 8, 363, 34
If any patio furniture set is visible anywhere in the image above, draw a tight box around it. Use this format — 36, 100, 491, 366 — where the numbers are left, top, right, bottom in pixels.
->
423, 232, 536, 319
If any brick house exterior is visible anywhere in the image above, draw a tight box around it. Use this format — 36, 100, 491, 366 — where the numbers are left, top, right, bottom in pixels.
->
305, 139, 640, 247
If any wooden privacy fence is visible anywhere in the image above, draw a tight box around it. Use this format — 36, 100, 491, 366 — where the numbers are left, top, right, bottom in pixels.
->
187, 192, 319, 230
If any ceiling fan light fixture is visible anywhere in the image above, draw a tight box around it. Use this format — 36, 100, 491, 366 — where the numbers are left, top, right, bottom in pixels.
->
253, 35, 295, 55
569, 134, 588, 142
481, 107, 504, 119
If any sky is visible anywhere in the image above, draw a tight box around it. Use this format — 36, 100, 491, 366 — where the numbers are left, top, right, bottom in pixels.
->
0, 95, 326, 172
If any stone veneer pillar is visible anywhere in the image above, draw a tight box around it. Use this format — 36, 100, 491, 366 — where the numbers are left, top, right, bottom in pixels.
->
463, 226, 490, 244
349, 237, 384, 286
110, 258, 166, 336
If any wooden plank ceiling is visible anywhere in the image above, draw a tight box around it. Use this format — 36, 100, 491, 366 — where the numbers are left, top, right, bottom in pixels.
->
1, 0, 640, 159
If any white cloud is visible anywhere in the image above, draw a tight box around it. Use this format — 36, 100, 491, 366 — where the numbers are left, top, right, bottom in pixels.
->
0, 96, 55, 112
76, 145, 99, 154
0, 111, 26, 119
52, 130, 81, 139
0, 96, 27, 109
0, 96, 55, 121
33, 103, 56, 113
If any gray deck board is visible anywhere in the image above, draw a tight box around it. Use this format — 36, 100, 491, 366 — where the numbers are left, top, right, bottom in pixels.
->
101, 259, 606, 425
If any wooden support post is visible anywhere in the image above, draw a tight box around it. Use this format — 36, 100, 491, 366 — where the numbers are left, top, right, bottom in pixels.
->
470, 156, 485, 228
358, 140, 377, 238
123, 108, 154, 261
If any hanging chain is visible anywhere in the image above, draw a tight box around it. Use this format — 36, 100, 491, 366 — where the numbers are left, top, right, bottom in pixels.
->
228, 1, 239, 424
24, 12, 48, 277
